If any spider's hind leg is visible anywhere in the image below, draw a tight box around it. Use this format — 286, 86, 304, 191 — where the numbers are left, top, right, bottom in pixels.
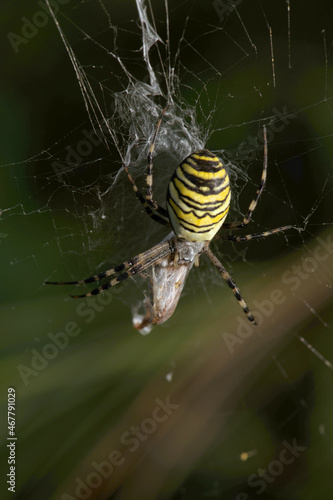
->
122, 104, 171, 227
216, 225, 296, 243
123, 163, 169, 225
223, 125, 268, 231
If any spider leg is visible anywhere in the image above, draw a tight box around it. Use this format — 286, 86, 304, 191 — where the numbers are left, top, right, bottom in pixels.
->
222, 125, 268, 230
71, 273, 133, 298
123, 163, 169, 226
45, 257, 139, 286
45, 240, 173, 298
122, 104, 170, 227
204, 247, 256, 325
215, 225, 296, 242
145, 105, 169, 213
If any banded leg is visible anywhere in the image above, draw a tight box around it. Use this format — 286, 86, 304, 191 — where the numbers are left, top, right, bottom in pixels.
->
123, 163, 170, 227
123, 105, 170, 226
215, 225, 296, 242
45, 240, 173, 298
146, 105, 169, 213
45, 257, 139, 287
204, 247, 256, 325
223, 125, 267, 230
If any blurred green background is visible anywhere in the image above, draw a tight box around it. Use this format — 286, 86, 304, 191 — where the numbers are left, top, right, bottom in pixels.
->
1, 1, 333, 499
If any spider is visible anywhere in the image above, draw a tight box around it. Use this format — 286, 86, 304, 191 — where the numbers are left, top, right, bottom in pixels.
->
45, 106, 293, 329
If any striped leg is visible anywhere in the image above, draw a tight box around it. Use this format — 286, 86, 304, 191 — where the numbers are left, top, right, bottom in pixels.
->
123, 105, 170, 226
223, 125, 267, 230
216, 225, 295, 242
146, 105, 169, 214
123, 163, 169, 227
45, 240, 172, 298
45, 257, 139, 288
204, 247, 256, 325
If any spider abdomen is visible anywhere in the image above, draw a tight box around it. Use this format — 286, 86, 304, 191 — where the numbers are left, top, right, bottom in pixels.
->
167, 149, 231, 242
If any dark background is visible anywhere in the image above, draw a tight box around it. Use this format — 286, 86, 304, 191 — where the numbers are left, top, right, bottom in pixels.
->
1, 1, 333, 499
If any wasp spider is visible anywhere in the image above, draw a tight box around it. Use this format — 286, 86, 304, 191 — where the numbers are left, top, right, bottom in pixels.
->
46, 106, 293, 328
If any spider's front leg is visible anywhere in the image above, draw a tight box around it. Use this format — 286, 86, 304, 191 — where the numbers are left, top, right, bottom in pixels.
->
45, 241, 173, 298
204, 246, 257, 325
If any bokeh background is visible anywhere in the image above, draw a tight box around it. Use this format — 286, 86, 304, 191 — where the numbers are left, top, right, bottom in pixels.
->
1, 1, 333, 499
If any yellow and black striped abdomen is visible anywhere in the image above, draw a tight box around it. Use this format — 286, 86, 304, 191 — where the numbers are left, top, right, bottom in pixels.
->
167, 149, 231, 242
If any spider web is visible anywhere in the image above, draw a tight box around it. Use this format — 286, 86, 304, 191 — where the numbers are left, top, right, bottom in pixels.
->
1, 1, 333, 499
